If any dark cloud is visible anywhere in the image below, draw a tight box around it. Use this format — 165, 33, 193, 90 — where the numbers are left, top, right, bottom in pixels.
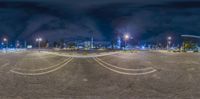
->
0, 0, 200, 43
87, 1, 200, 42
0, 1, 105, 42
144, 1, 200, 9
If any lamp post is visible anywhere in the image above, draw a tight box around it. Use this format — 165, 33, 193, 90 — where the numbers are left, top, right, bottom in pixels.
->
3, 38, 8, 53
124, 34, 130, 49
167, 36, 172, 50
36, 37, 42, 52
16, 40, 20, 48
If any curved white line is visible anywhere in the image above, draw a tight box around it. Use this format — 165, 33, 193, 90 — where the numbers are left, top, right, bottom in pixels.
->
94, 58, 156, 75
95, 57, 154, 71
43, 51, 120, 58
13, 57, 71, 72
20, 55, 59, 60
10, 58, 73, 76
0, 63, 9, 68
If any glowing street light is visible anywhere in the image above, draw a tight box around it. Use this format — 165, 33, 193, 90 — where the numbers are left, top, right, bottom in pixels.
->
16, 41, 20, 48
2, 38, 8, 53
167, 36, 172, 40
124, 34, 130, 49
167, 36, 172, 50
124, 34, 130, 40
3, 38, 7, 42
36, 38, 42, 42
36, 37, 42, 52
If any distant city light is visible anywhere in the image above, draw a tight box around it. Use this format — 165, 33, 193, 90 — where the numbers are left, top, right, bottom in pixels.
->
117, 37, 121, 49
27, 45, 32, 49
141, 46, 145, 50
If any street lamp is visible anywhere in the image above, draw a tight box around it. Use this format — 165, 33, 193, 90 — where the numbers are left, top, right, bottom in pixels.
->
16, 41, 20, 48
167, 36, 172, 50
168, 36, 172, 41
36, 37, 42, 52
124, 34, 130, 40
124, 34, 130, 49
3, 38, 7, 42
3, 38, 8, 53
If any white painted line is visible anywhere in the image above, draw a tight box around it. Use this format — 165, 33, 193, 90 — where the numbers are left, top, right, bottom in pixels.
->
95, 57, 154, 71
43, 51, 120, 58
21, 55, 58, 60
13, 57, 71, 72
0, 63, 9, 68
10, 58, 73, 76
93, 58, 157, 76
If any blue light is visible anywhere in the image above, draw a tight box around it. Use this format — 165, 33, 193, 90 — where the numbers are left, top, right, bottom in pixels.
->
141, 46, 145, 50
117, 37, 121, 49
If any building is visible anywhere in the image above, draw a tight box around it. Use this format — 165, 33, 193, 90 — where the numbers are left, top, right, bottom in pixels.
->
181, 35, 200, 52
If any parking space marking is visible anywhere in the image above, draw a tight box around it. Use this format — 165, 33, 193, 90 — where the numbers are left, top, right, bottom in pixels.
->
10, 58, 73, 76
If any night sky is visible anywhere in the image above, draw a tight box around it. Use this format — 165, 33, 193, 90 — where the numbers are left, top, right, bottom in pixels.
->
0, 0, 200, 43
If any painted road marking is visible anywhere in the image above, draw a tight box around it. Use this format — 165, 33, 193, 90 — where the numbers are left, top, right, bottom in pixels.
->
43, 51, 120, 58
95, 57, 154, 71
0, 63, 9, 68
13, 57, 71, 72
93, 58, 157, 76
10, 58, 73, 76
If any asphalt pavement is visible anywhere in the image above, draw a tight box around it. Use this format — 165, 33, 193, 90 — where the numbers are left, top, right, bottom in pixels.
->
0, 51, 199, 99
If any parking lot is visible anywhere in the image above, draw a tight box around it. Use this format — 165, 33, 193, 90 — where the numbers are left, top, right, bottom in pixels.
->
0, 50, 200, 99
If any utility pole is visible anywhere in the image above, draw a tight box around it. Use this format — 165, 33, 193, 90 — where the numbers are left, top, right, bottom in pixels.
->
24, 41, 27, 49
